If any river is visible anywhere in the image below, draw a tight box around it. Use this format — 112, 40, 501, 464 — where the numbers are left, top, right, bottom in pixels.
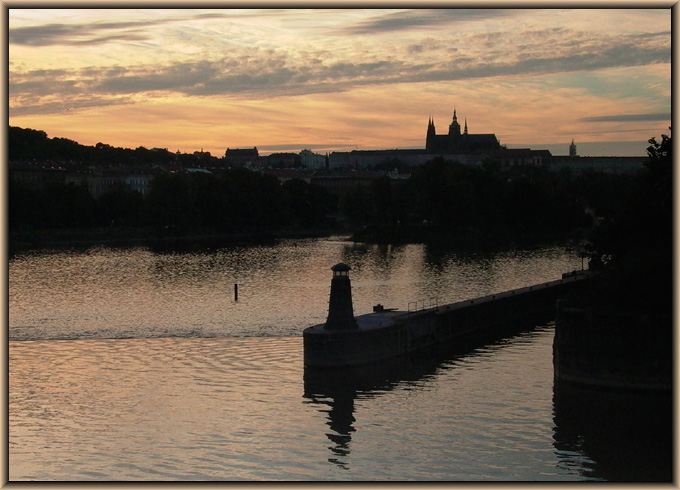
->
8, 237, 672, 481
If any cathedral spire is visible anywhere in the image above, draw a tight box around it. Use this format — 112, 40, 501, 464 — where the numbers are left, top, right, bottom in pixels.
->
448, 107, 461, 136
426, 115, 436, 149
464, 118, 468, 135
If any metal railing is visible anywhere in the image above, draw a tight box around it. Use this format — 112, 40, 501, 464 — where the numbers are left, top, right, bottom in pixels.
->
407, 297, 439, 313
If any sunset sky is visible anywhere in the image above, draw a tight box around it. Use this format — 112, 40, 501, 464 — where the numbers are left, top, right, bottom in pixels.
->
8, 7, 672, 157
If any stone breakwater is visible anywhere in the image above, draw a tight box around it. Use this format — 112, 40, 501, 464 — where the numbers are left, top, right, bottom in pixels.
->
304, 271, 590, 368
553, 301, 672, 391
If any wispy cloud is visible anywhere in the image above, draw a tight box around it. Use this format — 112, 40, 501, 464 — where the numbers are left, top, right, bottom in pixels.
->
580, 113, 671, 122
10, 32, 670, 117
9, 94, 133, 117
341, 9, 519, 34
8, 12, 232, 46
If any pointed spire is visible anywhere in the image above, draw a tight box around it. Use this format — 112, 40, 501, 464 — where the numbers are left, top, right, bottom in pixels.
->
464, 118, 468, 135
453, 107, 457, 122
569, 138, 577, 157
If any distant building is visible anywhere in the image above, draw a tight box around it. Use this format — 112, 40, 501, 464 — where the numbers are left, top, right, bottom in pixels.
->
185, 168, 213, 175
122, 172, 152, 195
569, 139, 578, 157
225, 111, 646, 176
263, 168, 312, 184
329, 149, 445, 169
9, 161, 66, 189
550, 156, 647, 175
300, 149, 327, 169
225, 147, 259, 167
329, 147, 550, 170
489, 148, 553, 167
10, 161, 153, 197
66, 167, 152, 197
152, 162, 184, 174
260, 152, 300, 169
310, 169, 409, 195
329, 108, 550, 169
426, 109, 502, 153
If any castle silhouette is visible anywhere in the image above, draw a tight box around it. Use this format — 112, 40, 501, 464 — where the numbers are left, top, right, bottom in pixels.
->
426, 108, 502, 153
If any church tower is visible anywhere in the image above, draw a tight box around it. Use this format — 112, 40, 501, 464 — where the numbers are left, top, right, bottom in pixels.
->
425, 107, 501, 153
426, 116, 437, 150
569, 139, 577, 157
448, 108, 461, 136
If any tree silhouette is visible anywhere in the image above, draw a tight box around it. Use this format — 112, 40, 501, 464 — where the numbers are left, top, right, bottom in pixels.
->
587, 129, 672, 312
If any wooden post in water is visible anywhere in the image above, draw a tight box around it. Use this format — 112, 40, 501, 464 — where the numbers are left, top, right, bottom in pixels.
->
234, 283, 238, 301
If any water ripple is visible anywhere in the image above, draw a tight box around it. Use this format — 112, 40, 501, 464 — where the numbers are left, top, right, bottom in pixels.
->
10, 242, 581, 341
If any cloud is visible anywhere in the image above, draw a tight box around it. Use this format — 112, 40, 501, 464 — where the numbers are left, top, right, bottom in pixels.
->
579, 113, 671, 122
9, 11, 671, 118
8, 13, 232, 46
9, 95, 133, 117
11, 36, 669, 100
10, 20, 159, 46
342, 9, 518, 34
95, 61, 222, 94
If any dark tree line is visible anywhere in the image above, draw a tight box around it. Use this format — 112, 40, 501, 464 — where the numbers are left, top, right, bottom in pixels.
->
11, 152, 647, 247
9, 169, 338, 234
342, 157, 631, 243
9, 126, 221, 168
583, 129, 672, 312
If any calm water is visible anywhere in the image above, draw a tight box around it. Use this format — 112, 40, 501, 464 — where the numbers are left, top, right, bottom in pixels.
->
8, 238, 672, 481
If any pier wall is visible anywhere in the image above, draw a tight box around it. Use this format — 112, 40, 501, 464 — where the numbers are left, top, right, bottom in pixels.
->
553, 302, 672, 391
304, 273, 590, 367
404, 276, 589, 353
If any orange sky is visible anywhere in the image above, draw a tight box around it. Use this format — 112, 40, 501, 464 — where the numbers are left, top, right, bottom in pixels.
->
8, 6, 672, 156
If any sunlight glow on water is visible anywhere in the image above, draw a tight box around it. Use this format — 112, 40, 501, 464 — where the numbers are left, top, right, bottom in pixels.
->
9, 238, 580, 341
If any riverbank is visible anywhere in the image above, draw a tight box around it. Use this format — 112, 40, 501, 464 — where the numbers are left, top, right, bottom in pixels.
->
351, 223, 589, 251
8, 225, 347, 254
9, 223, 588, 254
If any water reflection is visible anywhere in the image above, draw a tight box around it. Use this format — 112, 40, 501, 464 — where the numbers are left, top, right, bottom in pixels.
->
552, 380, 673, 481
302, 322, 558, 471
302, 348, 454, 469
311, 389, 356, 470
